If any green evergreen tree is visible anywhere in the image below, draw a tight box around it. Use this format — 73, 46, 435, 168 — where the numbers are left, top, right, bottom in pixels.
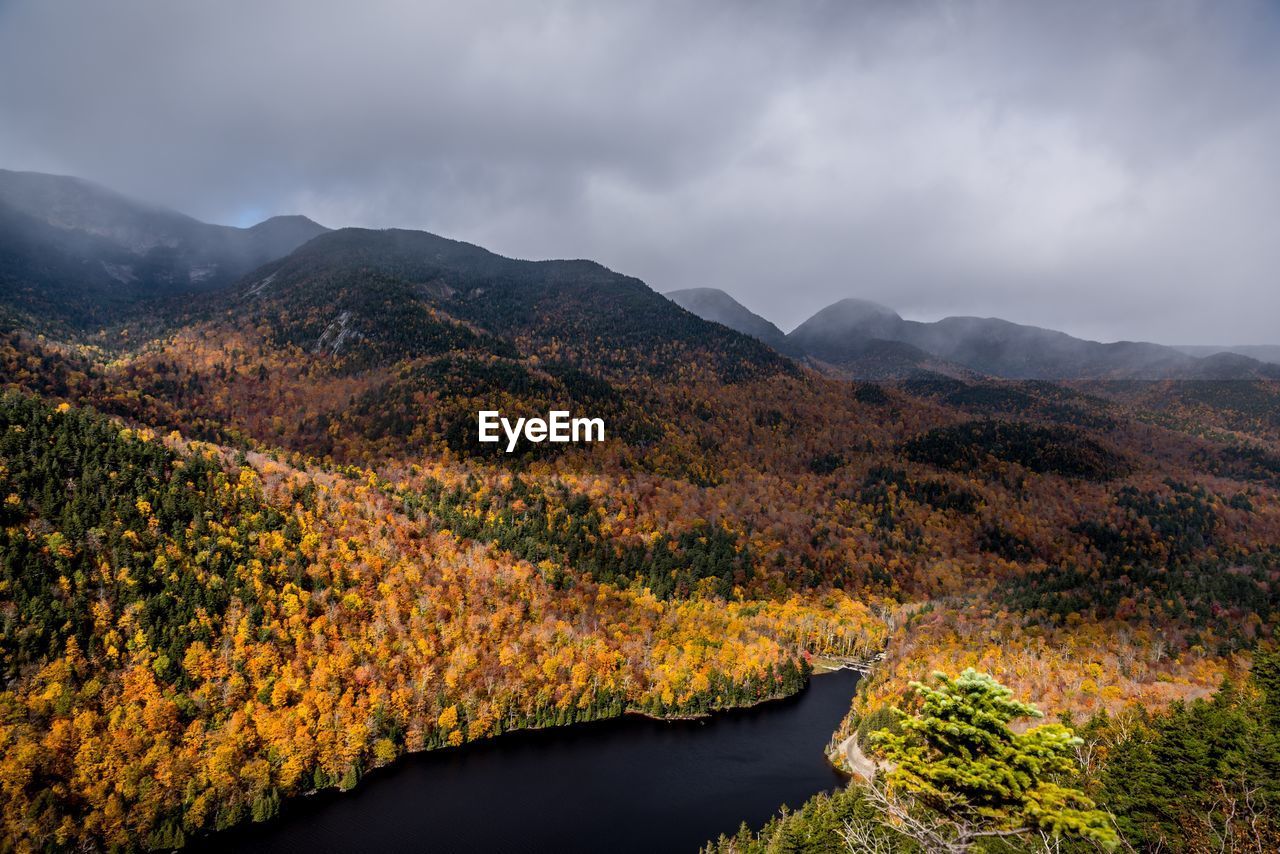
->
868, 668, 1117, 852
1253, 643, 1280, 730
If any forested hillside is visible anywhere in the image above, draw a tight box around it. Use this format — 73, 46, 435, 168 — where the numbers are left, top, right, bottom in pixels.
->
711, 652, 1280, 852
0, 390, 885, 849
1, 221, 1278, 850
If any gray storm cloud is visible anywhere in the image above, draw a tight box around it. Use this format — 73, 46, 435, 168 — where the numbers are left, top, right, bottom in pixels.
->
1, 0, 1277, 344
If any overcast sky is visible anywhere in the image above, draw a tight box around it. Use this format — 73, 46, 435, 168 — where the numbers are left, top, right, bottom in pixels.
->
1, 0, 1277, 344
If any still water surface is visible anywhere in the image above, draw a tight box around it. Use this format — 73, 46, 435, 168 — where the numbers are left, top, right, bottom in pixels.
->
194, 669, 858, 853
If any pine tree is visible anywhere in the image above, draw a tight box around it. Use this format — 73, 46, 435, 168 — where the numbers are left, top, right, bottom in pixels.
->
867, 668, 1117, 852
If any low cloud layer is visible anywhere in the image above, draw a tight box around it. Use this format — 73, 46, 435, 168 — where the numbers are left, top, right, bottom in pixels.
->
2, 0, 1277, 343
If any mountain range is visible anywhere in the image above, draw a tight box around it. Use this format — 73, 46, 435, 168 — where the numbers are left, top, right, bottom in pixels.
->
2, 168, 1280, 851
669, 287, 1280, 381
0, 168, 327, 333
3, 168, 1273, 384
1176, 343, 1280, 366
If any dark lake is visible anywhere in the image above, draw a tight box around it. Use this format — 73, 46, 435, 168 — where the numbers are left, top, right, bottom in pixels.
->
193, 669, 858, 853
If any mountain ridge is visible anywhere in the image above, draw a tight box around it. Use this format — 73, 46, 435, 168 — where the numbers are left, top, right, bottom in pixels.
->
1176, 343, 1280, 366
665, 287, 788, 350
0, 169, 327, 333
1, 170, 1279, 853
666, 286, 1279, 381
232, 226, 790, 383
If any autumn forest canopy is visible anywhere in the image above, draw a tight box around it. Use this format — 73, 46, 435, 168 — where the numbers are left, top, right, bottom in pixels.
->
0, 169, 1278, 852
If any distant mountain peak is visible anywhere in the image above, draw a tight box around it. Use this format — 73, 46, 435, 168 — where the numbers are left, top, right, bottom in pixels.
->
0, 169, 330, 334
824, 297, 901, 320
1175, 344, 1280, 367
789, 297, 905, 343
242, 214, 328, 258
222, 226, 791, 383
665, 287, 787, 348
786, 295, 1278, 381
249, 214, 326, 230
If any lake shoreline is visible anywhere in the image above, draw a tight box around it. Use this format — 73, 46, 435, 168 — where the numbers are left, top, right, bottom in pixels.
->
187, 668, 864, 853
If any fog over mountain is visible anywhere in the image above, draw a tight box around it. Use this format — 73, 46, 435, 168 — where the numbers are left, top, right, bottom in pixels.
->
1176, 345, 1280, 367
671, 287, 1280, 381
665, 288, 787, 350
0, 169, 326, 331
5, 159, 1271, 382
1, 0, 1278, 344
785, 298, 1280, 381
